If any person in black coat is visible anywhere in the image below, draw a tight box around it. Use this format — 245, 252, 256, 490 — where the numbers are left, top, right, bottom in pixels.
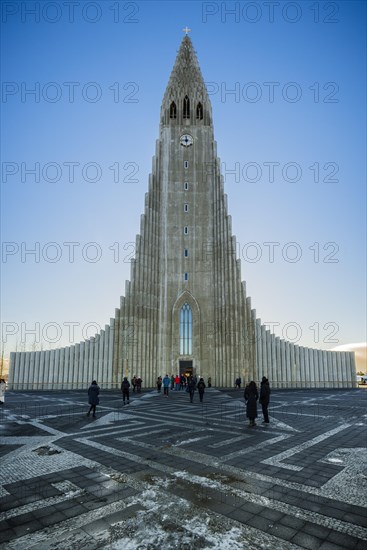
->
259, 376, 270, 424
187, 376, 196, 403
244, 381, 258, 426
121, 377, 130, 404
87, 380, 100, 418
197, 377, 206, 402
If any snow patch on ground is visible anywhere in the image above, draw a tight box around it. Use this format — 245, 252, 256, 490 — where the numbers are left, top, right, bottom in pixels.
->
106, 486, 260, 550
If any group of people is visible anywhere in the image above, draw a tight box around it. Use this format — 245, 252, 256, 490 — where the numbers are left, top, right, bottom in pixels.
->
131, 375, 142, 393
87, 375, 271, 425
157, 374, 186, 392
158, 374, 206, 403
244, 376, 270, 426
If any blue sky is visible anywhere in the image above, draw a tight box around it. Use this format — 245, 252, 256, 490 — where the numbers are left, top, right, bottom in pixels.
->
1, 0, 366, 355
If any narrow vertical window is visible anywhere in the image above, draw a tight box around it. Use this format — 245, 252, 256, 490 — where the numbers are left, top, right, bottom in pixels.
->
184, 161, 189, 169
184, 182, 188, 190
183, 95, 190, 119
184, 204, 188, 212
180, 302, 192, 354
184, 249, 188, 257
184, 226, 188, 235
196, 102, 203, 120
184, 272, 188, 281
169, 101, 177, 119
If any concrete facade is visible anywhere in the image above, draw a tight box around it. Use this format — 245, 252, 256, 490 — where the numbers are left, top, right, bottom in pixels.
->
8, 36, 356, 390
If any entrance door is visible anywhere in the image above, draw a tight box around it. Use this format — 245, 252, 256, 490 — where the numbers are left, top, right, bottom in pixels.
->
179, 360, 193, 377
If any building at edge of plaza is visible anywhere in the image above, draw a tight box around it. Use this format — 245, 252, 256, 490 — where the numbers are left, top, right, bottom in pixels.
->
8, 34, 356, 390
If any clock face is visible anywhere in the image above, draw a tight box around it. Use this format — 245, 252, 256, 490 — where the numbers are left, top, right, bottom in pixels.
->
180, 134, 193, 147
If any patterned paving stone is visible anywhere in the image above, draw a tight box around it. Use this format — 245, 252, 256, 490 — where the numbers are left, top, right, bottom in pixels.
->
0, 388, 366, 549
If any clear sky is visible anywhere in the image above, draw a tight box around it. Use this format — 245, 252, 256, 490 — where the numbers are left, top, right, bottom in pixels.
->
1, 0, 366, 357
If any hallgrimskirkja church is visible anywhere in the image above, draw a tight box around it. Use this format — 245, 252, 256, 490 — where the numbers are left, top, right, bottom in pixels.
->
9, 35, 356, 390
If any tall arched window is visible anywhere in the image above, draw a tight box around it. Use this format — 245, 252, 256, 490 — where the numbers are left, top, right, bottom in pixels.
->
183, 95, 190, 119
180, 302, 192, 355
169, 101, 177, 119
196, 102, 203, 120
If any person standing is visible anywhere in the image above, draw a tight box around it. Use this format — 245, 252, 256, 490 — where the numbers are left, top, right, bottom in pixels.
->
197, 377, 206, 403
175, 374, 180, 391
0, 378, 6, 405
244, 381, 258, 427
163, 374, 170, 397
235, 377, 241, 389
188, 375, 196, 403
121, 377, 130, 405
136, 376, 142, 393
132, 375, 137, 393
207, 377, 212, 388
259, 376, 270, 424
87, 380, 100, 418
157, 376, 162, 393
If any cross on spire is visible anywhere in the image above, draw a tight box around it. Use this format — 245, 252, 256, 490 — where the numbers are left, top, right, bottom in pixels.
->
183, 26, 191, 35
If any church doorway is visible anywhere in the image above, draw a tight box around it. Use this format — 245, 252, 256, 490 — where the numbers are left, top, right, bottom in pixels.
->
179, 360, 193, 377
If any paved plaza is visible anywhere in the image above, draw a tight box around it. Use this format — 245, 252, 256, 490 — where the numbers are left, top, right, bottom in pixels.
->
0, 387, 366, 549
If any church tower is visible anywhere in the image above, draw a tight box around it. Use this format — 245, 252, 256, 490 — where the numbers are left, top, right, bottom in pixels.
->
8, 34, 356, 390
112, 33, 255, 385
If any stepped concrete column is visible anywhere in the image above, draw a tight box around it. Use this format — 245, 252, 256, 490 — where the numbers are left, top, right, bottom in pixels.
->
96, 332, 103, 386
256, 319, 262, 383
294, 345, 300, 388
59, 348, 65, 389
318, 348, 324, 387
103, 327, 109, 385
73, 344, 80, 389
299, 347, 305, 388
47, 350, 55, 390
289, 343, 295, 388
15, 353, 23, 390
312, 348, 319, 388
107, 320, 114, 388
284, 341, 291, 388
303, 347, 310, 386
54, 348, 60, 390
274, 337, 280, 388
326, 351, 335, 388
261, 325, 267, 385
20, 352, 27, 390
323, 350, 329, 386
43, 350, 49, 390
67, 346, 73, 389
22, 352, 29, 390
331, 352, 338, 388
23, 352, 31, 390
8, 352, 15, 389
34, 351, 40, 390
38, 351, 45, 390
348, 352, 357, 387
78, 342, 85, 390
270, 334, 276, 385
279, 338, 287, 388
336, 351, 343, 388
93, 335, 99, 383
16, 351, 26, 390
86, 338, 93, 384
308, 348, 316, 388
28, 352, 36, 390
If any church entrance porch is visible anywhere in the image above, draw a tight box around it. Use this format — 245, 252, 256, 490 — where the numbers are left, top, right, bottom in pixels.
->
179, 360, 193, 377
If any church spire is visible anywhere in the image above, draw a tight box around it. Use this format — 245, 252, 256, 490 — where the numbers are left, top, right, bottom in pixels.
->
161, 34, 212, 126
